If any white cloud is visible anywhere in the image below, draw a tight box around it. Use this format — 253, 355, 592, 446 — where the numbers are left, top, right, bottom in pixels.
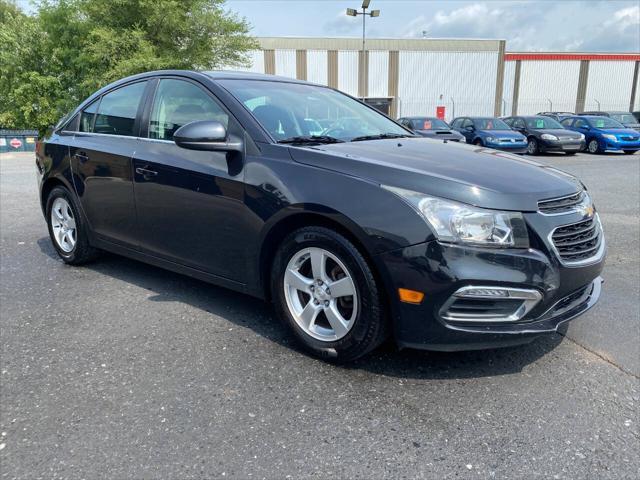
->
400, 1, 639, 52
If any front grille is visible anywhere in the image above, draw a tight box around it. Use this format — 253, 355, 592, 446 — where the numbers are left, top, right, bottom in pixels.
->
620, 135, 639, 141
551, 217, 602, 264
538, 191, 584, 215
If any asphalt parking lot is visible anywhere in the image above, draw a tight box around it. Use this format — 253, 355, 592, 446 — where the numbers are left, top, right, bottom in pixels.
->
1, 150, 638, 478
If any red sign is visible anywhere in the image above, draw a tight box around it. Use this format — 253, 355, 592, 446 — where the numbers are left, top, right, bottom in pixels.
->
436, 106, 446, 120
9, 138, 22, 149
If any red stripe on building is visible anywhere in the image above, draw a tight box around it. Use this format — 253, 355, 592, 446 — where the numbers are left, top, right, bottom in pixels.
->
505, 53, 640, 61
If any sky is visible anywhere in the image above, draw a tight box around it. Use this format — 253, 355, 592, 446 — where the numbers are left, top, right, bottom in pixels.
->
224, 0, 640, 52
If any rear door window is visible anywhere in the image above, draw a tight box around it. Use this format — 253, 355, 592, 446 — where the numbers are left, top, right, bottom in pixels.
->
93, 81, 147, 136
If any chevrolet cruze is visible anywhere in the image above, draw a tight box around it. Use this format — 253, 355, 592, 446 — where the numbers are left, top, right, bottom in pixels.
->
37, 71, 606, 362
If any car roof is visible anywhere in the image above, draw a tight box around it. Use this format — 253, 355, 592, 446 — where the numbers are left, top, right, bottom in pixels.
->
203, 70, 313, 84
402, 116, 440, 120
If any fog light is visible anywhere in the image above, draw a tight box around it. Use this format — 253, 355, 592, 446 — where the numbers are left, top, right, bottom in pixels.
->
398, 288, 425, 304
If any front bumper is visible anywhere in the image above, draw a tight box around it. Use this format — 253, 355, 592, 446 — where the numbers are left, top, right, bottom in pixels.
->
602, 139, 640, 151
375, 214, 605, 351
540, 139, 585, 152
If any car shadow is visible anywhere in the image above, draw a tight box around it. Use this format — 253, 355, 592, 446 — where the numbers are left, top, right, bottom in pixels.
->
38, 237, 565, 380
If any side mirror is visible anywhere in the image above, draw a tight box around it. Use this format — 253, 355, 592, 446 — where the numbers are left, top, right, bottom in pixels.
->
174, 120, 242, 152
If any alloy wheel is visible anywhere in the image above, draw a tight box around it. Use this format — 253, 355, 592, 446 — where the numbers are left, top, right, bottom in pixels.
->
527, 139, 537, 154
283, 247, 358, 342
50, 197, 77, 253
588, 139, 599, 153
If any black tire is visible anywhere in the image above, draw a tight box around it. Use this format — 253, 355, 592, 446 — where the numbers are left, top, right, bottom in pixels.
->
526, 137, 539, 155
623, 150, 638, 155
45, 186, 99, 265
271, 226, 388, 362
473, 138, 483, 146
587, 139, 602, 154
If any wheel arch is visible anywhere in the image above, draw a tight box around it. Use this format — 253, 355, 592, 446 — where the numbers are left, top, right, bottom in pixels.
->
258, 208, 393, 310
40, 176, 72, 214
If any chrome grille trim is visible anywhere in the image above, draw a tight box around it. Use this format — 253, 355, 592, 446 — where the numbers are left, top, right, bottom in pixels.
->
548, 214, 605, 267
538, 191, 585, 215
439, 286, 542, 323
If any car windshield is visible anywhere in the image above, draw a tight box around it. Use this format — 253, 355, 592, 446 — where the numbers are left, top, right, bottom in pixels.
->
611, 113, 637, 124
218, 79, 410, 142
414, 118, 449, 130
526, 117, 563, 129
473, 118, 511, 130
587, 117, 624, 129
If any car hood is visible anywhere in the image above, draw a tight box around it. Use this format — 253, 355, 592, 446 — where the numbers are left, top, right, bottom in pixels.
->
288, 138, 582, 211
477, 130, 525, 139
595, 128, 640, 135
538, 129, 583, 138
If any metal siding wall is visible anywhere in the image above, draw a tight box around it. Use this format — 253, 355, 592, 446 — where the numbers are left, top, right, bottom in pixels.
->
368, 51, 389, 98
517, 61, 581, 114
397, 51, 498, 119
502, 61, 516, 116
338, 51, 359, 96
226, 50, 264, 73
275, 49, 297, 79
636, 68, 640, 111
584, 61, 636, 111
307, 50, 328, 85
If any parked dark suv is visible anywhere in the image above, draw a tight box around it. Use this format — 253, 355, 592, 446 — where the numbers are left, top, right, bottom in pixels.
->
37, 71, 605, 362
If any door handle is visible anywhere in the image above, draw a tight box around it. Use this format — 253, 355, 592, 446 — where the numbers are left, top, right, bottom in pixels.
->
135, 167, 158, 177
74, 152, 89, 163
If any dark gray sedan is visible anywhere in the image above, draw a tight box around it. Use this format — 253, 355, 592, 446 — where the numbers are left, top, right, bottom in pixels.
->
398, 116, 465, 142
504, 115, 585, 155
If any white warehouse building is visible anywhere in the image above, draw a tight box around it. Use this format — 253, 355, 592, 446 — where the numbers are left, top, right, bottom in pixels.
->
227, 37, 640, 120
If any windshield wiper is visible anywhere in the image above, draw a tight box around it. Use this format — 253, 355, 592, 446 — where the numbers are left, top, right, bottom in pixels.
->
350, 133, 415, 142
278, 135, 344, 145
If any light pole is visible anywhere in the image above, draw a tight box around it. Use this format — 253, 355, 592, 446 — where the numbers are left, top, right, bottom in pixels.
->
346, 0, 380, 54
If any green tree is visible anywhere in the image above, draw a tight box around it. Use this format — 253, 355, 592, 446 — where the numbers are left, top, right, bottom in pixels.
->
0, 0, 257, 134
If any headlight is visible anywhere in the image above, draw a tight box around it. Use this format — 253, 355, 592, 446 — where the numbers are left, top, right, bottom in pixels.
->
541, 134, 558, 141
602, 134, 617, 142
485, 136, 495, 143
578, 133, 585, 140
382, 186, 529, 248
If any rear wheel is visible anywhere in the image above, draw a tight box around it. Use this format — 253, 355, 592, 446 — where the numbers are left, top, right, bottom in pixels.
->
526, 138, 539, 155
623, 150, 638, 155
588, 139, 602, 154
46, 186, 99, 264
271, 226, 388, 362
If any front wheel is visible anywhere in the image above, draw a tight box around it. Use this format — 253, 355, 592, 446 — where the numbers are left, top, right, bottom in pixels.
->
623, 150, 638, 155
526, 138, 539, 155
473, 138, 483, 146
271, 226, 388, 362
46, 186, 99, 264
588, 139, 602, 154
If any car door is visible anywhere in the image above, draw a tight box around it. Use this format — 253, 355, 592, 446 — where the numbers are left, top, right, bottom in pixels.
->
132, 77, 248, 281
70, 80, 149, 246
460, 118, 475, 143
572, 118, 591, 139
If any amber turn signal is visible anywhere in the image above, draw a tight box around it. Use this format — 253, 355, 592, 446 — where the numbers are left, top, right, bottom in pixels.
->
398, 288, 425, 304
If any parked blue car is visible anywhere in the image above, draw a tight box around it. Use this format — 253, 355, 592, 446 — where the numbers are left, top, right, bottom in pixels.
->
451, 116, 527, 153
561, 115, 640, 154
